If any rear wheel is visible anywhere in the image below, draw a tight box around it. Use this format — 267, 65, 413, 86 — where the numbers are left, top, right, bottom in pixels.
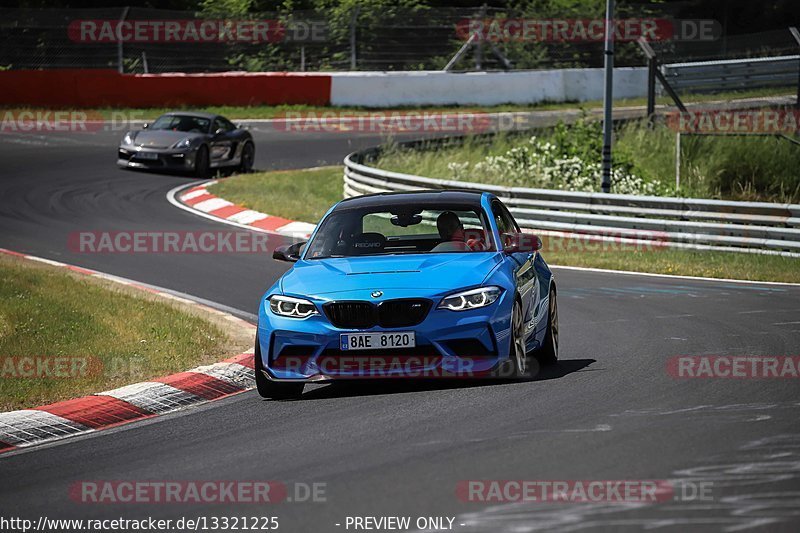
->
239, 142, 255, 173
534, 288, 559, 365
194, 145, 210, 178
254, 337, 304, 400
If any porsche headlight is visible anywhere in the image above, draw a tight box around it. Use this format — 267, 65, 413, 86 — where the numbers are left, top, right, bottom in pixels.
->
438, 286, 502, 311
122, 132, 135, 145
174, 137, 192, 149
268, 295, 318, 318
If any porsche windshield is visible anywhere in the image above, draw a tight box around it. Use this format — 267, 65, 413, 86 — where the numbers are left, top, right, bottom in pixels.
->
149, 115, 211, 133
304, 205, 495, 259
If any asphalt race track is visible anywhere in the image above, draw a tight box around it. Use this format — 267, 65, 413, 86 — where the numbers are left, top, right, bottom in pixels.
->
1, 122, 799, 532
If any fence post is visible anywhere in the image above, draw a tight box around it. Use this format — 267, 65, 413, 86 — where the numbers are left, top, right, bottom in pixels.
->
349, 7, 359, 70
117, 6, 130, 74
601, 0, 615, 193
675, 132, 681, 191
790, 27, 800, 108
636, 38, 657, 124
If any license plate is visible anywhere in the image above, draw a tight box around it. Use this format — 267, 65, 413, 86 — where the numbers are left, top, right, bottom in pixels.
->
340, 332, 415, 351
136, 151, 159, 160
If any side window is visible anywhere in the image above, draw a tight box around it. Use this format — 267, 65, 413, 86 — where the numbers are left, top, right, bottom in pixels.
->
213, 118, 234, 133
492, 201, 518, 235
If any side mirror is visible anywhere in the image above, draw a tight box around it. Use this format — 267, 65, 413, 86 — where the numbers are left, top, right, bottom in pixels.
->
142, 123, 149, 129
214, 128, 225, 136
502, 232, 542, 254
273, 242, 306, 262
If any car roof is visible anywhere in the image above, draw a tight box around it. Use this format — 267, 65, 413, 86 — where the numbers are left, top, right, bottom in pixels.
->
161, 111, 218, 120
335, 190, 490, 210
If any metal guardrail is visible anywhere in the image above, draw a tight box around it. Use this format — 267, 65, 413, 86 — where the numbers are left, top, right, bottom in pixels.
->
343, 146, 800, 258
662, 55, 800, 93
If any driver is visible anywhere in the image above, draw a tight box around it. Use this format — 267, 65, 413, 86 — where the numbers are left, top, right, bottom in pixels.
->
431, 211, 470, 252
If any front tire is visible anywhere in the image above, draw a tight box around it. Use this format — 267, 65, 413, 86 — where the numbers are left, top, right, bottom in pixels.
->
194, 145, 210, 178
254, 337, 304, 400
239, 141, 255, 173
534, 288, 559, 365
501, 298, 534, 379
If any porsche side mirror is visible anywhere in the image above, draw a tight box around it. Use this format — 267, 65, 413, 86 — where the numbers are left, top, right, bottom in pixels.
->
502, 233, 542, 253
273, 242, 306, 262
214, 128, 225, 136
142, 123, 149, 129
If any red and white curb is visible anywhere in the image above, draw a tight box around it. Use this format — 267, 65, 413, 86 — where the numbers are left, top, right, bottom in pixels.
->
173, 181, 316, 240
0, 248, 257, 454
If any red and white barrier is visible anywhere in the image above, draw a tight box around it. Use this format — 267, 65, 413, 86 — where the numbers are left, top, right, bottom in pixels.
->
0, 68, 647, 108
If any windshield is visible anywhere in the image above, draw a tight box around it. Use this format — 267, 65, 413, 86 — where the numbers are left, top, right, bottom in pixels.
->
304, 204, 495, 259
149, 115, 211, 133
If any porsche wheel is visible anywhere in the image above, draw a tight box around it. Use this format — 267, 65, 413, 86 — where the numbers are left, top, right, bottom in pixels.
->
194, 145, 210, 179
239, 142, 255, 173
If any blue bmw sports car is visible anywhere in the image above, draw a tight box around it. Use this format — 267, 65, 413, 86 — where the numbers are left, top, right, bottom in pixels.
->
255, 190, 558, 399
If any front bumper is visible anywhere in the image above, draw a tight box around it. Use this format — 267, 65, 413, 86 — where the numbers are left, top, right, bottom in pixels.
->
117, 146, 196, 171
257, 292, 514, 382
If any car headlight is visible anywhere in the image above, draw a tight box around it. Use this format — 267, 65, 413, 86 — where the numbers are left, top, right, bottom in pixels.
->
438, 286, 502, 311
122, 132, 135, 145
173, 137, 192, 149
268, 295, 318, 318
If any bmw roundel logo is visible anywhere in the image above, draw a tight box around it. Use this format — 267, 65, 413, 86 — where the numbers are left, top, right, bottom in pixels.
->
371, 291, 383, 298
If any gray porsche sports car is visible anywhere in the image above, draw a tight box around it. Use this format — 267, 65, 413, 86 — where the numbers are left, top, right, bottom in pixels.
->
117, 111, 255, 177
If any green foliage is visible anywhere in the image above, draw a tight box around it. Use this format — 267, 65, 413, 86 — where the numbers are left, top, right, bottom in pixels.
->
377, 118, 800, 202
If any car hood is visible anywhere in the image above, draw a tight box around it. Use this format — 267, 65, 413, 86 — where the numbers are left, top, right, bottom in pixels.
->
280, 253, 502, 298
129, 130, 206, 149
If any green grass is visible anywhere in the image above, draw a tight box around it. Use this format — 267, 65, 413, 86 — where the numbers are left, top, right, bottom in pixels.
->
2, 87, 792, 120
376, 119, 800, 203
541, 235, 800, 283
203, 167, 800, 283
0, 255, 239, 411
208, 166, 344, 224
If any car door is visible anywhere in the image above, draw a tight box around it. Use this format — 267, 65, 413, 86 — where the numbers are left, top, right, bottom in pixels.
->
209, 117, 236, 164
492, 200, 540, 348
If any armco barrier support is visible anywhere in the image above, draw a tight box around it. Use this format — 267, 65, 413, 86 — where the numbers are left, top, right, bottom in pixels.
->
0, 70, 332, 107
